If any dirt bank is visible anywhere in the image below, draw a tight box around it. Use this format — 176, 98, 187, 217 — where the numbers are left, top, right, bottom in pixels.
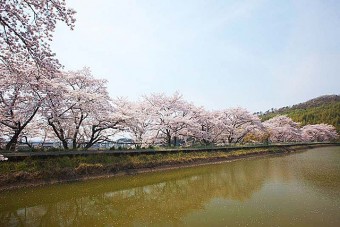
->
0, 144, 337, 191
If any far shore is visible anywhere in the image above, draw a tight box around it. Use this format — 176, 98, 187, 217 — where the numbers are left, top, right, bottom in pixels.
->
0, 143, 338, 191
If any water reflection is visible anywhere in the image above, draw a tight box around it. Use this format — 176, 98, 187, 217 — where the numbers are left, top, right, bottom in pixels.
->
295, 148, 340, 193
1, 147, 339, 226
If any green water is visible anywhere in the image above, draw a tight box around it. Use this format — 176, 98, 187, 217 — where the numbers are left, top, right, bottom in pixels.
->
1, 147, 339, 226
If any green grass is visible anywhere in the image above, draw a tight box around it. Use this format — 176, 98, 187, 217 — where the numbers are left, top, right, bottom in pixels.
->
0, 147, 288, 186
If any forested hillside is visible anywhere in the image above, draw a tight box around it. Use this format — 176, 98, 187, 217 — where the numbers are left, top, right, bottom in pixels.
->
260, 95, 340, 132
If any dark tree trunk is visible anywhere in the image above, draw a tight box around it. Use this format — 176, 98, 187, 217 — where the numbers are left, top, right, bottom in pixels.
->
165, 129, 171, 147
61, 140, 69, 149
22, 136, 33, 148
72, 140, 77, 150
167, 136, 171, 147
5, 130, 20, 151
5, 106, 40, 151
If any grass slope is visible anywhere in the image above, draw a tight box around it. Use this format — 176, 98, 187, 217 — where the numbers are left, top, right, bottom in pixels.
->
260, 95, 340, 132
0, 147, 285, 189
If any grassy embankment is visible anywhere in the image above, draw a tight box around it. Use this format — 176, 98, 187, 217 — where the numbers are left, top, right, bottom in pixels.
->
0, 145, 324, 190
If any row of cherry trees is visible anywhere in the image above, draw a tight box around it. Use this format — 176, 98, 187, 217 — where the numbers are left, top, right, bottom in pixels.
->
0, 66, 120, 150
1, 1, 338, 150
116, 95, 338, 147
0, 66, 338, 150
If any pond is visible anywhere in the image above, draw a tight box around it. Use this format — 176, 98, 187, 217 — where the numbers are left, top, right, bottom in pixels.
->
1, 146, 339, 226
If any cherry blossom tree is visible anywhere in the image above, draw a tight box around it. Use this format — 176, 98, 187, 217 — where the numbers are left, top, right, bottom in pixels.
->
18, 114, 59, 148
142, 92, 199, 147
192, 109, 224, 145
263, 115, 301, 143
113, 98, 155, 148
78, 102, 124, 149
242, 129, 269, 144
0, 64, 46, 150
43, 67, 121, 149
301, 124, 338, 142
0, 0, 76, 72
216, 108, 262, 144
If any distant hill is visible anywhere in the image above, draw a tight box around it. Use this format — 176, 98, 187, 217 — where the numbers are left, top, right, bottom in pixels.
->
260, 95, 340, 132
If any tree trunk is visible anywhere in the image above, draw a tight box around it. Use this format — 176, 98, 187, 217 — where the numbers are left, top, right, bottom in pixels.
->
5, 130, 20, 151
85, 143, 93, 149
72, 139, 77, 150
5, 106, 40, 151
22, 136, 33, 148
167, 136, 171, 147
166, 130, 171, 147
61, 140, 69, 149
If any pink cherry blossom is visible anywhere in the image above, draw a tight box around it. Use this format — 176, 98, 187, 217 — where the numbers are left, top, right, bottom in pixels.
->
0, 0, 76, 73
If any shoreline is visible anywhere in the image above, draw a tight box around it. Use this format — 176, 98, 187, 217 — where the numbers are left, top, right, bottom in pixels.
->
0, 144, 337, 191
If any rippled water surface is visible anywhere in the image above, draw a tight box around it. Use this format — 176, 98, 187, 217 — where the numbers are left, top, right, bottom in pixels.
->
1, 146, 340, 226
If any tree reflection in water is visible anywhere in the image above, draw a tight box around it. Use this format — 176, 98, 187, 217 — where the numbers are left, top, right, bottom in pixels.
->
1, 147, 339, 226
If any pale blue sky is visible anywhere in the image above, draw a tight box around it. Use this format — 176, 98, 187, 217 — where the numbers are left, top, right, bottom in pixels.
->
52, 0, 340, 112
